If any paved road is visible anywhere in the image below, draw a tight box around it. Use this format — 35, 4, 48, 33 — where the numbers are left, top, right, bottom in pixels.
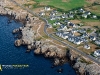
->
10, 0, 100, 65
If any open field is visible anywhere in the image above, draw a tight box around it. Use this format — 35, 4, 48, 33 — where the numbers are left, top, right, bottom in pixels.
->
34, 0, 87, 11
85, 5, 100, 16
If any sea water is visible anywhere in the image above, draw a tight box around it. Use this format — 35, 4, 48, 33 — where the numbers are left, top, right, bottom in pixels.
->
0, 16, 77, 75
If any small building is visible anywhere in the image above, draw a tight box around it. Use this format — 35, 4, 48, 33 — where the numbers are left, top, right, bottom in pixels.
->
71, 29, 77, 33
79, 8, 85, 13
94, 50, 100, 57
69, 22, 76, 27
68, 14, 74, 18
74, 38, 81, 45
92, 15, 97, 19
84, 44, 90, 49
69, 11, 74, 14
82, 33, 88, 38
56, 32, 63, 37
68, 36, 74, 42
89, 36, 96, 41
62, 34, 68, 39
82, 14, 87, 18
44, 6, 51, 11
39, 12, 45, 16
57, 25, 68, 31
85, 11, 91, 15
95, 40, 100, 45
50, 16, 56, 20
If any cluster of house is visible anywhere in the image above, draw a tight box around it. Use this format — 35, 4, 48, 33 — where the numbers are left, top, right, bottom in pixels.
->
39, 7, 97, 21
66, 8, 97, 19
38, 6, 100, 58
55, 20, 99, 50
78, 8, 97, 19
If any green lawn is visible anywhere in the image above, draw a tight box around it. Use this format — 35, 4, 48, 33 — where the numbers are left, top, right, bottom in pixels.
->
34, 0, 87, 11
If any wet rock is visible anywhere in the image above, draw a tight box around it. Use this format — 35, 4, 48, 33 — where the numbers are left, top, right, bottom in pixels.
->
57, 69, 63, 73
41, 46, 48, 54
54, 58, 60, 66
12, 28, 20, 34
49, 51, 56, 57
73, 61, 100, 75
14, 39, 22, 46
25, 49, 31, 53
34, 48, 41, 54
27, 45, 32, 50
19, 27, 22, 31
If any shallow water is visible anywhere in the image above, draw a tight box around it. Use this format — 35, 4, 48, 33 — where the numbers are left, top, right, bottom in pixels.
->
0, 16, 77, 75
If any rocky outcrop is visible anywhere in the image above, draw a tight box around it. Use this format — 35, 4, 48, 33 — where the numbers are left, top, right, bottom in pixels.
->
33, 44, 67, 65
12, 28, 20, 34
74, 61, 100, 75
14, 39, 22, 46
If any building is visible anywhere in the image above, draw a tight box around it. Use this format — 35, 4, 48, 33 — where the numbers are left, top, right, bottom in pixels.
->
68, 14, 74, 18
94, 50, 100, 57
95, 40, 100, 45
44, 7, 50, 11
84, 44, 90, 49
39, 12, 45, 16
73, 37, 81, 45
57, 25, 68, 31
79, 8, 85, 13
92, 15, 97, 19
89, 36, 96, 41
82, 14, 87, 18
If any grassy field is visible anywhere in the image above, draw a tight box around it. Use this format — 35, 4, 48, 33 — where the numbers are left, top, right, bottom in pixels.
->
34, 0, 87, 11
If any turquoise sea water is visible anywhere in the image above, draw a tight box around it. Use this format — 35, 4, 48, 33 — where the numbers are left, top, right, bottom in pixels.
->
0, 16, 77, 75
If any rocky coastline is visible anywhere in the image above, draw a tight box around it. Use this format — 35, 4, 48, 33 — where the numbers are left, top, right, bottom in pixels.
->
0, 2, 67, 66
0, 1, 100, 75
67, 50, 100, 75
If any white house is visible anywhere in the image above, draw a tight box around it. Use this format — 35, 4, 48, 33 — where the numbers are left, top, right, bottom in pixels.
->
95, 40, 100, 45
89, 36, 96, 41
57, 25, 68, 31
68, 36, 74, 42
82, 14, 87, 18
71, 29, 77, 33
82, 33, 88, 38
79, 8, 85, 13
45, 7, 51, 11
84, 44, 90, 49
69, 22, 76, 27
92, 15, 97, 19
73, 38, 81, 45
62, 14, 68, 19
62, 34, 68, 39
50, 16, 56, 20
94, 50, 100, 57
39, 12, 45, 16
68, 14, 74, 18
56, 32, 63, 37
85, 11, 91, 15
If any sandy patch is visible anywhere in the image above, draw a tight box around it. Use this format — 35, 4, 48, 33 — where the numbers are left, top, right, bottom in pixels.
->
85, 0, 96, 4
62, 0, 69, 2
70, 20, 81, 24
85, 22, 100, 26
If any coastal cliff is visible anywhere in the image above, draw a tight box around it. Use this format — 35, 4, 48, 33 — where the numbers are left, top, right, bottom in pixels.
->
13, 25, 67, 65
67, 50, 100, 75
